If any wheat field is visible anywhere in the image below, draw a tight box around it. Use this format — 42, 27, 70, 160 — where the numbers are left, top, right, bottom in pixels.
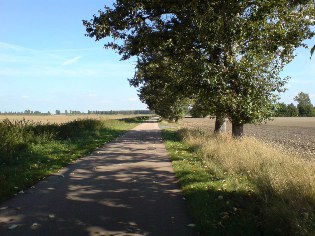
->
0, 114, 147, 124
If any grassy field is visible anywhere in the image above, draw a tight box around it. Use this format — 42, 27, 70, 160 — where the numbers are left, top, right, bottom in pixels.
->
181, 117, 315, 159
162, 117, 315, 235
0, 116, 147, 203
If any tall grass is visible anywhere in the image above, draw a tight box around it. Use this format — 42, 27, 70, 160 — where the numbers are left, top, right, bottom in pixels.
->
164, 128, 315, 235
0, 119, 57, 165
0, 118, 106, 164
0, 117, 145, 202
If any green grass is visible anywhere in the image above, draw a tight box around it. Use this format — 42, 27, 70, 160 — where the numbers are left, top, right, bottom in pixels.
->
162, 129, 315, 235
0, 117, 146, 203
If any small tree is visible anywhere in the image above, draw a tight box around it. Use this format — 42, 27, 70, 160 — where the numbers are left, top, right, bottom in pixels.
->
275, 103, 288, 117
294, 92, 315, 117
287, 103, 299, 117
274, 103, 299, 117
190, 101, 210, 118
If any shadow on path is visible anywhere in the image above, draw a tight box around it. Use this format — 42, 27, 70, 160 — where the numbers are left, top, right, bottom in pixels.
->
0, 121, 196, 236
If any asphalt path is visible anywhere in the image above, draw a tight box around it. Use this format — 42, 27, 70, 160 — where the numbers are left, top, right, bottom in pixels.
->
0, 119, 196, 236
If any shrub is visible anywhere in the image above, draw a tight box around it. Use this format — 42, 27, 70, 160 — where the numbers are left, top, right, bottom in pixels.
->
57, 119, 104, 139
0, 119, 57, 164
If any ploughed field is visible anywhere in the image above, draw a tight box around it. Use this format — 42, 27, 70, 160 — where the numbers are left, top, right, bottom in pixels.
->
181, 117, 315, 159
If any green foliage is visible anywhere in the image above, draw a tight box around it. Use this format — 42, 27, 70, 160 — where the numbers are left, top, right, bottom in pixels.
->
294, 92, 315, 117
287, 103, 300, 117
190, 99, 211, 118
298, 104, 315, 117
137, 78, 190, 122
57, 119, 103, 139
84, 0, 315, 137
0, 119, 56, 165
129, 54, 191, 121
294, 91, 313, 105
274, 103, 299, 117
275, 103, 289, 117
311, 45, 315, 59
0, 118, 143, 202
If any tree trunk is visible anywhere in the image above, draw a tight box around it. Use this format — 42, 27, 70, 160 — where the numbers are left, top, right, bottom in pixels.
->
232, 122, 244, 138
214, 116, 226, 134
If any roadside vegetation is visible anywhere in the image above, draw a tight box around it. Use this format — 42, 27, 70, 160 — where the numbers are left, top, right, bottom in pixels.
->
163, 127, 315, 235
0, 117, 146, 202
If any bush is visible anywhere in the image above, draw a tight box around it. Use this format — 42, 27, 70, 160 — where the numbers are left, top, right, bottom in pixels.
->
57, 119, 103, 139
0, 119, 57, 164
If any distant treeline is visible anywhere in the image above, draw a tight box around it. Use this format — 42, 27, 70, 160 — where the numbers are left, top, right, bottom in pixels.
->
274, 92, 315, 117
87, 110, 155, 115
0, 110, 154, 115
0, 110, 51, 115
274, 103, 315, 117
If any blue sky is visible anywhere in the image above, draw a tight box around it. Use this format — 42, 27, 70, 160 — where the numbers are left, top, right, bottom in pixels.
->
0, 1, 314, 113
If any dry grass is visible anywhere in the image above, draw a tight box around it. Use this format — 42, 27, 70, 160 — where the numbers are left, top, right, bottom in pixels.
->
0, 114, 147, 124
180, 117, 315, 159
179, 128, 315, 234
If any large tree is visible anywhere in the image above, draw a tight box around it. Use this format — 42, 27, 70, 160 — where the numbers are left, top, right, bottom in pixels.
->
84, 0, 315, 137
131, 55, 190, 122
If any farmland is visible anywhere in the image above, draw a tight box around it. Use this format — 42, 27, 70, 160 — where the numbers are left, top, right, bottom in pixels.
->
180, 117, 315, 159
0, 114, 150, 124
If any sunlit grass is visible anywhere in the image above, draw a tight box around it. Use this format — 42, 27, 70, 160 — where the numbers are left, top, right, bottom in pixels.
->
0, 117, 146, 203
163, 128, 315, 235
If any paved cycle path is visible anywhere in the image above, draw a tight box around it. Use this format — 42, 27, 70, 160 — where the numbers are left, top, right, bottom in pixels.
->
0, 119, 196, 236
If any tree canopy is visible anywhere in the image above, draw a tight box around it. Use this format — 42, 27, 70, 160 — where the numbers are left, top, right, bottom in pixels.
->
84, 0, 315, 137
294, 91, 315, 117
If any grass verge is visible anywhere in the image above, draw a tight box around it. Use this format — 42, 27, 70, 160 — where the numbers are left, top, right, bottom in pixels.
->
162, 128, 315, 235
0, 117, 147, 203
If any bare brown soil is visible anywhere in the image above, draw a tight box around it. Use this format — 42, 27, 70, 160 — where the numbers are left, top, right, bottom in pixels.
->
179, 117, 315, 159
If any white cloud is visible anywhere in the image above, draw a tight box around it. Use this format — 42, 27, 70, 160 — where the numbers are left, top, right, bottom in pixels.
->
62, 56, 82, 66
